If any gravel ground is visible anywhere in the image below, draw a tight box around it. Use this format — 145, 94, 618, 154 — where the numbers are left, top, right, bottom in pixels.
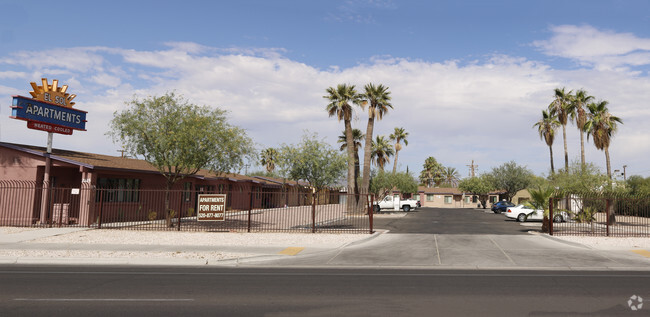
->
26, 229, 370, 247
550, 235, 650, 250
0, 227, 372, 261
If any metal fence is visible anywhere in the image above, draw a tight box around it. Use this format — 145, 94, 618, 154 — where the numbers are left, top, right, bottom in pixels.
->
550, 196, 650, 237
0, 181, 374, 234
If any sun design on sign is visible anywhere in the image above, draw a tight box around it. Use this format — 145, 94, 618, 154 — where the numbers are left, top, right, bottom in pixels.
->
29, 78, 76, 108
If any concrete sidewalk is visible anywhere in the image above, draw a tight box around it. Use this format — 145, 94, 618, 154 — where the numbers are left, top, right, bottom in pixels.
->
1, 227, 649, 270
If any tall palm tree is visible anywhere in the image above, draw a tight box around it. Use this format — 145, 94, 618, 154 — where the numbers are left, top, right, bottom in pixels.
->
533, 109, 560, 174
325, 84, 361, 196
548, 87, 573, 173
359, 83, 393, 195
371, 135, 394, 172
337, 129, 364, 188
442, 166, 461, 187
569, 89, 594, 170
260, 148, 278, 173
585, 100, 623, 180
389, 127, 409, 174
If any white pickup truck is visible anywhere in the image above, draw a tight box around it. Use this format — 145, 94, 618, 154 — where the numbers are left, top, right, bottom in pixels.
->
373, 196, 418, 212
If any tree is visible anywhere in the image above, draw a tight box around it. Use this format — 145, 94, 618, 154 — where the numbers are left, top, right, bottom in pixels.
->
371, 135, 394, 172
585, 100, 622, 225
489, 161, 534, 202
337, 128, 364, 190
419, 156, 444, 187
279, 132, 346, 192
389, 127, 409, 174
369, 171, 418, 201
442, 167, 461, 187
525, 185, 555, 233
549, 161, 608, 194
533, 109, 560, 174
626, 176, 650, 196
260, 148, 278, 173
569, 89, 594, 170
359, 83, 393, 197
585, 100, 623, 180
458, 175, 495, 209
108, 92, 255, 226
548, 87, 573, 173
325, 84, 362, 195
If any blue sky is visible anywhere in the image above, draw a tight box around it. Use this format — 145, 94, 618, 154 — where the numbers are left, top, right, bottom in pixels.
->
1, 0, 649, 179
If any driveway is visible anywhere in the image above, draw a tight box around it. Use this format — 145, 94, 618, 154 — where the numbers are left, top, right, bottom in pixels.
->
373, 207, 529, 234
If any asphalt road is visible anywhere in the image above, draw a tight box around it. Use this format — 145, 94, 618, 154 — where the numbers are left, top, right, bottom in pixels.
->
1, 266, 648, 316
374, 207, 528, 234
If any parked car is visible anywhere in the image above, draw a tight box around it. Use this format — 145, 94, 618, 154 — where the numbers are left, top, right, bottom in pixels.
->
505, 205, 567, 222
373, 196, 418, 212
491, 201, 515, 214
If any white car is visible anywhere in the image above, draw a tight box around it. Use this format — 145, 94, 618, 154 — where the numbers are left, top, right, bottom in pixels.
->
504, 204, 567, 223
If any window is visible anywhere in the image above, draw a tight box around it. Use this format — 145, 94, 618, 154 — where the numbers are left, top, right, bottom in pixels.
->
444, 196, 452, 204
96, 177, 140, 202
472, 196, 478, 203
426, 194, 434, 202
464, 196, 471, 204
183, 182, 192, 202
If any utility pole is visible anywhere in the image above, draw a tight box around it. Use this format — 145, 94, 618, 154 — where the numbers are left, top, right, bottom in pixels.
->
467, 160, 478, 178
117, 149, 127, 158
623, 165, 627, 181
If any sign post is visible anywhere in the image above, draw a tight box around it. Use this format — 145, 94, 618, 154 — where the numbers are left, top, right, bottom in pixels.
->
9, 78, 87, 225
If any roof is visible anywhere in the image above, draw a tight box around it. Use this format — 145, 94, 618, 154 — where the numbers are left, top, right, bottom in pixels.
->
417, 185, 504, 195
0, 142, 271, 185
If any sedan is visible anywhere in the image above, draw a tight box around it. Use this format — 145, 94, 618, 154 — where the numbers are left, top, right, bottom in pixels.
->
505, 205, 567, 222
491, 201, 515, 214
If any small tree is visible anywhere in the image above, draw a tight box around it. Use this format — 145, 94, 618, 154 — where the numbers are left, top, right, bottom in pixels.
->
488, 161, 534, 202
370, 171, 418, 201
458, 175, 495, 209
108, 92, 255, 226
279, 132, 346, 192
525, 185, 555, 233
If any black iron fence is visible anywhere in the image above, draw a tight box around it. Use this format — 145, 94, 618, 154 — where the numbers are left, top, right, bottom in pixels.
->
0, 181, 374, 234
550, 195, 650, 237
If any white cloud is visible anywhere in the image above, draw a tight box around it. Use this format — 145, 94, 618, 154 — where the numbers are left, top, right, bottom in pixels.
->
534, 25, 650, 70
2, 26, 649, 178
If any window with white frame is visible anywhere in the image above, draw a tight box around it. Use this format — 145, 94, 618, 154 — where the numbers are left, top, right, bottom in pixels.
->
444, 196, 452, 204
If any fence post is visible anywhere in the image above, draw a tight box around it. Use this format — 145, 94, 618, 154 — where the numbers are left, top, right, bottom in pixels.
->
97, 190, 104, 229
369, 194, 374, 234
177, 191, 182, 232
548, 197, 553, 236
312, 191, 316, 233
606, 198, 611, 237
247, 191, 253, 233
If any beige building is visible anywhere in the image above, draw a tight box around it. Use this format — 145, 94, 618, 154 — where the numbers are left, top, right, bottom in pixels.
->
413, 186, 504, 209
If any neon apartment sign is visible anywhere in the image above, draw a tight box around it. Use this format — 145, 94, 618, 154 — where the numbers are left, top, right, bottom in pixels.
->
10, 78, 87, 135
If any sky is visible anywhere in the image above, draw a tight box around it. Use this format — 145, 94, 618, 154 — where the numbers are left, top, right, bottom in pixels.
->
1, 0, 649, 179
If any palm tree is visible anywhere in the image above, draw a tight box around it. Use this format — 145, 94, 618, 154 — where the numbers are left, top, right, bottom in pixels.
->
260, 148, 278, 173
548, 87, 573, 173
585, 100, 623, 180
419, 156, 444, 187
533, 109, 560, 174
325, 84, 361, 196
359, 83, 393, 195
569, 89, 594, 170
371, 135, 394, 172
389, 127, 409, 174
442, 166, 461, 187
337, 128, 364, 189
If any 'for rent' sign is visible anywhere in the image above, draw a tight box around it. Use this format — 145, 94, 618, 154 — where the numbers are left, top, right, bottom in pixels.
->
197, 194, 226, 221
